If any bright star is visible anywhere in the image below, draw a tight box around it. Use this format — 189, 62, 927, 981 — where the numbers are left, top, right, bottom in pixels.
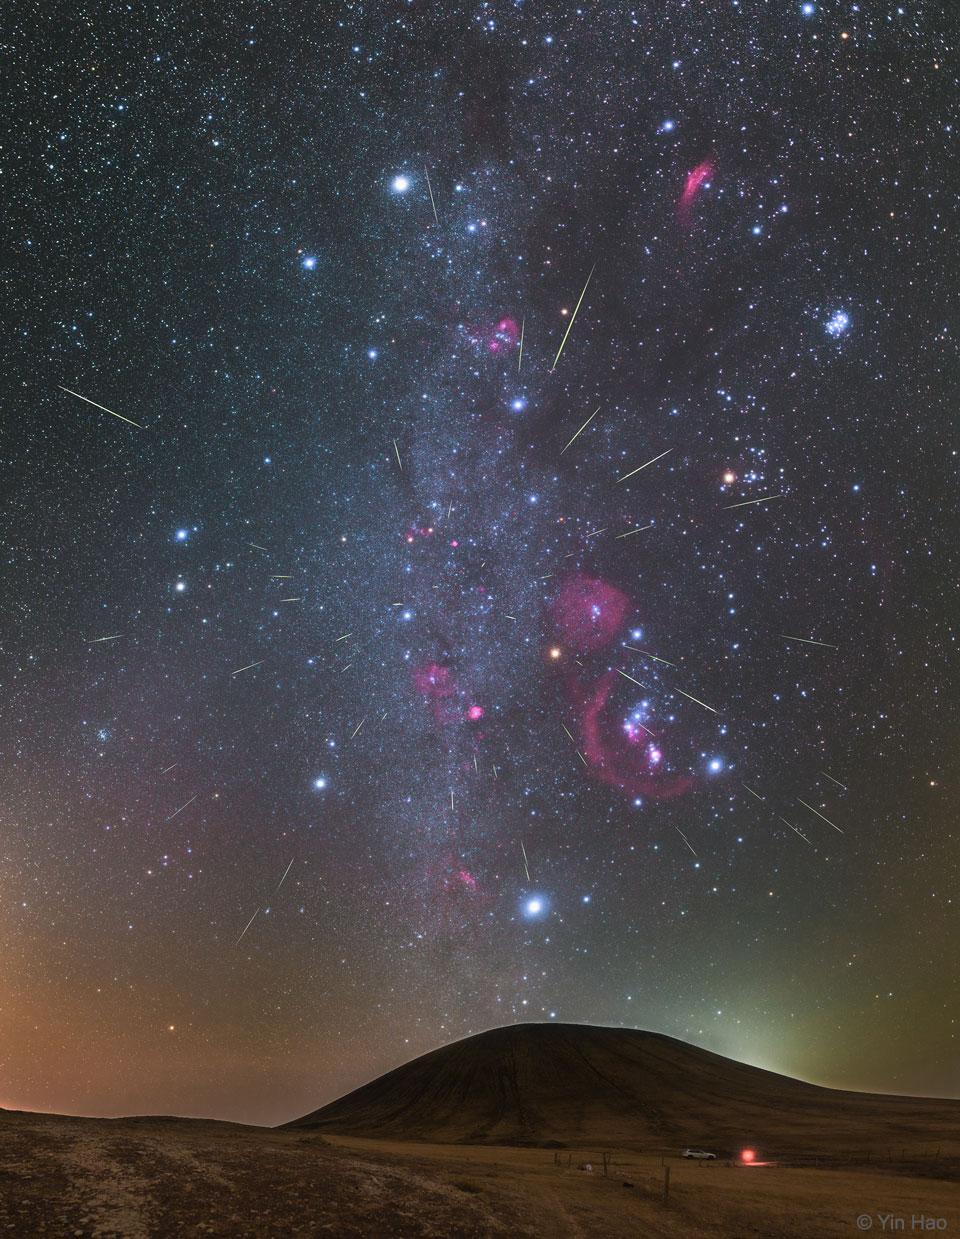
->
708, 757, 724, 773
301, 255, 317, 270
175, 529, 188, 542
524, 896, 546, 918
313, 777, 328, 791
391, 174, 411, 193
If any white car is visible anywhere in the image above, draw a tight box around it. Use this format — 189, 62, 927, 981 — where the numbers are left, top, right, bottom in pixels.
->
682, 1148, 718, 1160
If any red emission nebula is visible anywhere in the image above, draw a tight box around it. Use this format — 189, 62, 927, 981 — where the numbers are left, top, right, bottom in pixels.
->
553, 574, 696, 802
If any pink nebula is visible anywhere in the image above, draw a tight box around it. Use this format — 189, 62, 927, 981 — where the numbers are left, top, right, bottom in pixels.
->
411, 663, 460, 725
466, 704, 484, 721
678, 157, 715, 228
552, 574, 630, 654
574, 671, 695, 801
412, 663, 455, 699
422, 853, 490, 933
488, 316, 519, 353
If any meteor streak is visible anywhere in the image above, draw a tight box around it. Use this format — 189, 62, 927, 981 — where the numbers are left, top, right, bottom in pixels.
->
424, 164, 438, 224
236, 908, 260, 945
798, 798, 845, 833
551, 264, 595, 371
722, 493, 784, 509
778, 815, 815, 848
623, 645, 676, 667
673, 686, 718, 714
166, 794, 197, 821
560, 406, 599, 454
520, 840, 531, 882
58, 385, 145, 429
616, 449, 671, 483
231, 659, 265, 676
676, 828, 697, 856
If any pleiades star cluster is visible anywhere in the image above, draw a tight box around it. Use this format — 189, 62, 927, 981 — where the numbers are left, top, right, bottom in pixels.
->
2, 2, 958, 1125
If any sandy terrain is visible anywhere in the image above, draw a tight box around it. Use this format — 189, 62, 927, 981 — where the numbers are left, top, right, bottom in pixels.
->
2, 1112, 959, 1238
5, 1025, 960, 1236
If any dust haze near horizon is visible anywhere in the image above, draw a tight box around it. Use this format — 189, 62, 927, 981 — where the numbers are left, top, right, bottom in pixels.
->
2, 3, 958, 1126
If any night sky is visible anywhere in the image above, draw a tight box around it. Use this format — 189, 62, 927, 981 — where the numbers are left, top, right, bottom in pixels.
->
3, 2, 958, 1127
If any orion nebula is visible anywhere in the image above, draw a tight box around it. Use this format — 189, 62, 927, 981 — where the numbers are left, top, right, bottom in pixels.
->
550, 572, 698, 802
574, 671, 696, 802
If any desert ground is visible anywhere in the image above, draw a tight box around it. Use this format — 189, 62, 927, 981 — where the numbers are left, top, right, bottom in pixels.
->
2, 1109, 959, 1238
5, 1026, 960, 1236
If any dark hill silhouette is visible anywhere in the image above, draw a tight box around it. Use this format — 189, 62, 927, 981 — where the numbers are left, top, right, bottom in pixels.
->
284, 1022, 960, 1152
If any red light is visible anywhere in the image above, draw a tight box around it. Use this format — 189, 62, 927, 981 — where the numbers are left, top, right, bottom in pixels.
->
740, 1148, 756, 1164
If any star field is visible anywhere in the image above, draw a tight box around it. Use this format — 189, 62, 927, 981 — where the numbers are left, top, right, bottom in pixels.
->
2, 2, 958, 1124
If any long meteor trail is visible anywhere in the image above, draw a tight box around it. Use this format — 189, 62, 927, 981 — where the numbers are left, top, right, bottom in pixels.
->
551, 264, 595, 371
236, 908, 260, 945
722, 493, 784, 510
798, 798, 845, 834
58, 385, 145, 429
560, 407, 599, 454
616, 449, 671, 484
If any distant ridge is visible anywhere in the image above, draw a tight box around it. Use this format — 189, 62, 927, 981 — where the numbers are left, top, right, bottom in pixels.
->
284, 1022, 960, 1151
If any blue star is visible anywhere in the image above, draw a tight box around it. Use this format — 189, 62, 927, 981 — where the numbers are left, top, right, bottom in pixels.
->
391, 174, 411, 194
301, 255, 317, 270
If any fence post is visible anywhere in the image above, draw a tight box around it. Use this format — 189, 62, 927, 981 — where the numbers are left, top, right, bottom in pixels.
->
663, 1165, 670, 1204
